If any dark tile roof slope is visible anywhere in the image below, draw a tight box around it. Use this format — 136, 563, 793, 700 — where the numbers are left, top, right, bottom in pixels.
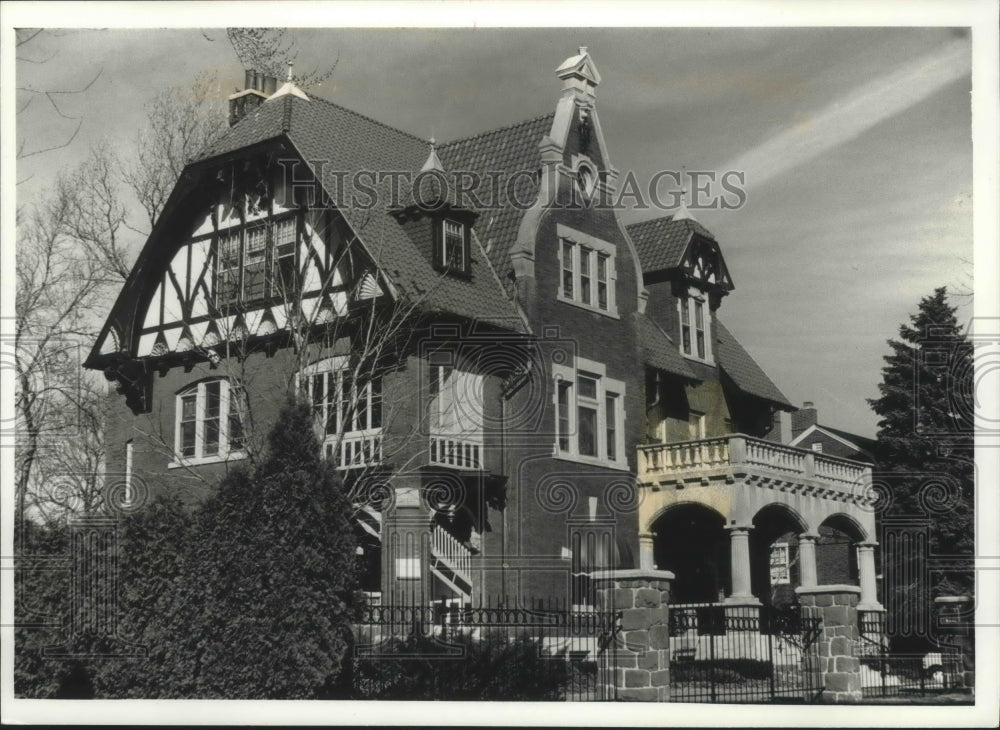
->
632, 312, 697, 380
626, 215, 717, 274
715, 320, 793, 409
438, 114, 555, 295
198, 93, 525, 331
822, 425, 877, 453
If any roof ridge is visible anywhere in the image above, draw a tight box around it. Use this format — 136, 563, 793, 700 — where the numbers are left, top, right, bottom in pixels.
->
626, 214, 678, 230
304, 91, 429, 145
438, 111, 555, 149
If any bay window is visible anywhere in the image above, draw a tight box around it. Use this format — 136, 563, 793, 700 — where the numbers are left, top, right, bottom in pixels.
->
428, 360, 484, 469
301, 357, 382, 469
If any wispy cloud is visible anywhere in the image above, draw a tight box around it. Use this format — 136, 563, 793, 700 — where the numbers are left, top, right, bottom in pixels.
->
718, 39, 970, 189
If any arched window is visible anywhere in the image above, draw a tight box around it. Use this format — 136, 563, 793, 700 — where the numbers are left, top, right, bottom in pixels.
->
173, 378, 246, 465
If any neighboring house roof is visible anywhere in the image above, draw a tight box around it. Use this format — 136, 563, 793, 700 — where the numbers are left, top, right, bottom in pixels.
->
196, 93, 529, 332
715, 321, 794, 409
632, 312, 698, 381
437, 113, 556, 295
626, 215, 718, 274
790, 424, 876, 460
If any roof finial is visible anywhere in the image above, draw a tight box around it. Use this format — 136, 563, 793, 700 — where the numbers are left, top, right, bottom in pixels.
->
421, 136, 445, 173
673, 165, 694, 221
286, 62, 294, 82
579, 45, 588, 56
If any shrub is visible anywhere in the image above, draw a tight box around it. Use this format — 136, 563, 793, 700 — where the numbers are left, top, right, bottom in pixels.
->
352, 629, 574, 700
671, 658, 774, 684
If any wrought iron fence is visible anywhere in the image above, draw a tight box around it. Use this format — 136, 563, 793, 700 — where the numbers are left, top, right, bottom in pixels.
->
667, 603, 823, 703
349, 599, 620, 701
857, 609, 964, 699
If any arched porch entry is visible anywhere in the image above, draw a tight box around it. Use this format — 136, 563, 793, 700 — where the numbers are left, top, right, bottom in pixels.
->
748, 504, 808, 608
650, 503, 729, 604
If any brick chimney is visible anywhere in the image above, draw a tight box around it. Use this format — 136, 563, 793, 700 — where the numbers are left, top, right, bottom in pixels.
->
791, 400, 818, 439
228, 69, 279, 127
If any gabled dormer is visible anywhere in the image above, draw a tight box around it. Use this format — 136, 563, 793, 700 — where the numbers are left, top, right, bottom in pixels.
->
392, 139, 478, 279
626, 209, 734, 364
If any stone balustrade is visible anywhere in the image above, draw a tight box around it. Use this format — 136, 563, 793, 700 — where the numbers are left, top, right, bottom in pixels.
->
637, 433, 871, 498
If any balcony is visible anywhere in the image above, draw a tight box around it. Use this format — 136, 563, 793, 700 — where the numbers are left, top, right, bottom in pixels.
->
429, 434, 483, 471
323, 430, 383, 470
637, 434, 871, 500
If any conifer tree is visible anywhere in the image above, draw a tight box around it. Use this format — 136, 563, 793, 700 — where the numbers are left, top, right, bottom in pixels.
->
174, 396, 361, 698
868, 287, 975, 632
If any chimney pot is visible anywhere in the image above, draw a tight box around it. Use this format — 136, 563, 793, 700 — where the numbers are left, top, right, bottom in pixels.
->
244, 69, 255, 90
803, 401, 815, 409
264, 75, 278, 95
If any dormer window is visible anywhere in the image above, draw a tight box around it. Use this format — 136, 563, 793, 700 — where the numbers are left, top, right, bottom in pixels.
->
678, 288, 712, 362
434, 218, 471, 276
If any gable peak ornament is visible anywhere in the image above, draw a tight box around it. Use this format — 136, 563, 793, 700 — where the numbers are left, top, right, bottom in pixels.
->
556, 46, 601, 100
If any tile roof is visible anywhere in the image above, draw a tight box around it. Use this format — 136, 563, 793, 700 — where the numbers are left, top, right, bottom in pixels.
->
821, 425, 877, 453
197, 93, 526, 331
632, 312, 698, 380
437, 113, 555, 295
626, 215, 718, 274
715, 320, 794, 409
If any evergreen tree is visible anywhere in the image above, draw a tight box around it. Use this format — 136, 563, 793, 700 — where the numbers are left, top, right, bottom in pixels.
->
868, 287, 975, 640
172, 396, 361, 698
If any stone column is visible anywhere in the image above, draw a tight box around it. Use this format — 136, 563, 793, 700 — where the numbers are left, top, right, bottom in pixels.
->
591, 568, 674, 701
638, 532, 656, 570
856, 541, 881, 610
798, 533, 819, 589
725, 524, 759, 604
796, 585, 863, 703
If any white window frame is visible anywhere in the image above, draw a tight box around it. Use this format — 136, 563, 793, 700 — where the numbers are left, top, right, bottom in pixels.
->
556, 224, 618, 318
769, 543, 791, 585
300, 356, 383, 469
428, 358, 485, 469
169, 378, 246, 468
677, 285, 713, 363
214, 213, 300, 306
552, 355, 627, 470
441, 219, 467, 272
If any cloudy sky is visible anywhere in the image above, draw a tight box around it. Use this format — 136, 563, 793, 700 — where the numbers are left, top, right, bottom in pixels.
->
13, 16, 979, 436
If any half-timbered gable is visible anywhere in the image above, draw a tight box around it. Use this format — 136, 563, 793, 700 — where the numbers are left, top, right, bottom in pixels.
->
87, 49, 878, 613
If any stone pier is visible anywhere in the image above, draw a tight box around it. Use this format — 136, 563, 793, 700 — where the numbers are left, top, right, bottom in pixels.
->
592, 569, 674, 701
796, 584, 862, 703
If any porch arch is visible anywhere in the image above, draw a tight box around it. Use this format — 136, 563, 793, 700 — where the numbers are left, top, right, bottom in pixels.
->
749, 504, 810, 606
649, 502, 729, 604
